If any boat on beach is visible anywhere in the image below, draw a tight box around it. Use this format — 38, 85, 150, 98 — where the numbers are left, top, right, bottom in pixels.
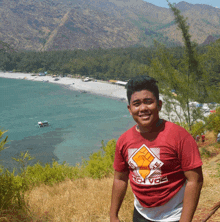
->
38, 121, 49, 128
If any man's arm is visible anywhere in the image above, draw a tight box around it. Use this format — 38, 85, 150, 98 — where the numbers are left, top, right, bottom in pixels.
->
180, 166, 203, 222
110, 170, 129, 222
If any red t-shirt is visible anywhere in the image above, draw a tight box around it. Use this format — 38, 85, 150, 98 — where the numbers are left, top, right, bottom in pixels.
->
113, 120, 203, 208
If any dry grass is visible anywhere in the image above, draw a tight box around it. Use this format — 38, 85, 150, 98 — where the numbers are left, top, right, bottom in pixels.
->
193, 132, 220, 222
1, 131, 220, 222
24, 177, 134, 222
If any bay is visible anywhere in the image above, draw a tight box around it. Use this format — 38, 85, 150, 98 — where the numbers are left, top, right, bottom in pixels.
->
0, 78, 134, 172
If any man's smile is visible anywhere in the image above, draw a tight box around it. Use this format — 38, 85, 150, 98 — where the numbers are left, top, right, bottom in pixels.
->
139, 114, 151, 119
127, 90, 162, 133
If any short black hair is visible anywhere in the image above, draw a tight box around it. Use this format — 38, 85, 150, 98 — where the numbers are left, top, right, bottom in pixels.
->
126, 75, 159, 104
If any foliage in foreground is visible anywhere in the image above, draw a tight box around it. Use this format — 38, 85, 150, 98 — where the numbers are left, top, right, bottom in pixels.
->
1, 123, 220, 214
21, 139, 116, 186
0, 129, 8, 170
205, 107, 220, 136
0, 130, 26, 210
0, 134, 116, 211
81, 139, 116, 178
175, 121, 206, 138
0, 169, 26, 210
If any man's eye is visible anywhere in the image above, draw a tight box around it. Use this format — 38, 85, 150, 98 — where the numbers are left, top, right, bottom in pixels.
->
133, 103, 140, 106
144, 100, 153, 104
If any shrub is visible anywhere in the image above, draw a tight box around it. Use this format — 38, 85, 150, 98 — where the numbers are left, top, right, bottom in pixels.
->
81, 139, 116, 178
22, 139, 116, 184
24, 160, 82, 186
217, 163, 220, 177
0, 127, 116, 214
0, 129, 8, 173
0, 130, 26, 210
191, 121, 205, 138
175, 121, 205, 138
0, 169, 26, 210
200, 147, 212, 158
205, 107, 220, 136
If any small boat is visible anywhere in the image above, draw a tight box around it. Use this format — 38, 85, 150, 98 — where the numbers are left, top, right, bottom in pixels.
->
38, 121, 49, 128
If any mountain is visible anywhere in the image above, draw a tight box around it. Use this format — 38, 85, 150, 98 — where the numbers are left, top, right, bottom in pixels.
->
166, 1, 220, 44
201, 35, 218, 45
1, 0, 220, 51
41, 7, 141, 51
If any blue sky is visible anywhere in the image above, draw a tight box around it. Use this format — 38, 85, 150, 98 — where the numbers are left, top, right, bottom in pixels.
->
143, 0, 220, 8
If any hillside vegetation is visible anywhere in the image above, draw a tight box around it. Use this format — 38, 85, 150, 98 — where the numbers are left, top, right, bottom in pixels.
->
1, 42, 219, 104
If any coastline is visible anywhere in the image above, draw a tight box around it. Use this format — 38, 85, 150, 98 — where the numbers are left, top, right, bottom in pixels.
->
0, 72, 127, 101
0, 72, 183, 121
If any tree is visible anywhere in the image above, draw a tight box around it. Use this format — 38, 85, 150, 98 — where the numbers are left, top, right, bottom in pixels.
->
0, 129, 8, 173
0, 129, 8, 154
0, 41, 14, 53
147, 1, 213, 129
199, 42, 220, 103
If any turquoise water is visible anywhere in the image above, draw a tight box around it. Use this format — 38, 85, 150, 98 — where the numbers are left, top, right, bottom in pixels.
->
0, 78, 134, 172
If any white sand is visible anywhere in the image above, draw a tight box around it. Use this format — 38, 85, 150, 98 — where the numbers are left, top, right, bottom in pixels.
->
0, 72, 127, 101
1, 72, 197, 122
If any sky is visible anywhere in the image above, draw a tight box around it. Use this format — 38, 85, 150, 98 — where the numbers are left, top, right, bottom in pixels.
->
143, 0, 220, 9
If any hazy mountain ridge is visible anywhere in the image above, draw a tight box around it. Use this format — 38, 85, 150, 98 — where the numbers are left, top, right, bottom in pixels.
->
41, 7, 141, 51
0, 0, 64, 50
1, 0, 220, 51
164, 1, 220, 44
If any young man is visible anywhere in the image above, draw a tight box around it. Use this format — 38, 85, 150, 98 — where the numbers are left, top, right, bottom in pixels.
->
110, 76, 203, 222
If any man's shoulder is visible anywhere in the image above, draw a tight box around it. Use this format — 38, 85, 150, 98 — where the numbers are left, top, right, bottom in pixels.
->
164, 121, 193, 140
165, 121, 188, 132
120, 125, 136, 137
117, 125, 136, 142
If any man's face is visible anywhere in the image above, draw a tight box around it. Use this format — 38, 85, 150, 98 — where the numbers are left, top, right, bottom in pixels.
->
127, 90, 162, 132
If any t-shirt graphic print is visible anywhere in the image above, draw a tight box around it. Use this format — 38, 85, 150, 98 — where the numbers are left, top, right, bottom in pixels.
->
128, 144, 168, 185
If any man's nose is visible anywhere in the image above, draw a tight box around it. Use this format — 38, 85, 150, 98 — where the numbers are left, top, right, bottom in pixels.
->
139, 103, 148, 111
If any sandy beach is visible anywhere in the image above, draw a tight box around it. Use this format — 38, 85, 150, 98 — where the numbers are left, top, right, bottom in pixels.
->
2, 72, 203, 121
0, 72, 127, 101
0, 72, 175, 120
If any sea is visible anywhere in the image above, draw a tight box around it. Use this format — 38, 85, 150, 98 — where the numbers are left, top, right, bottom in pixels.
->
0, 78, 135, 172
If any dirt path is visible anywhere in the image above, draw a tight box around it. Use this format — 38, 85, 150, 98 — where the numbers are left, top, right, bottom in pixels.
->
193, 139, 220, 222
193, 207, 220, 221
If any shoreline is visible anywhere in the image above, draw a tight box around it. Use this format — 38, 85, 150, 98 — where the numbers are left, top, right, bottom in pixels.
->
0, 72, 128, 102
1, 72, 192, 122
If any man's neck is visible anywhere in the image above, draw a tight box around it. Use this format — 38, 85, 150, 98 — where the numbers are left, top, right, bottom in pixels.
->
136, 119, 163, 134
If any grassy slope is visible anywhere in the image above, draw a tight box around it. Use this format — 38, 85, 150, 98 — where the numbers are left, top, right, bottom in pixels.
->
0, 132, 220, 222
193, 132, 220, 222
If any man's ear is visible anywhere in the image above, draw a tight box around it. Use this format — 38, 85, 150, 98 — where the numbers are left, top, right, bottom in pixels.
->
127, 105, 132, 115
158, 100, 162, 111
